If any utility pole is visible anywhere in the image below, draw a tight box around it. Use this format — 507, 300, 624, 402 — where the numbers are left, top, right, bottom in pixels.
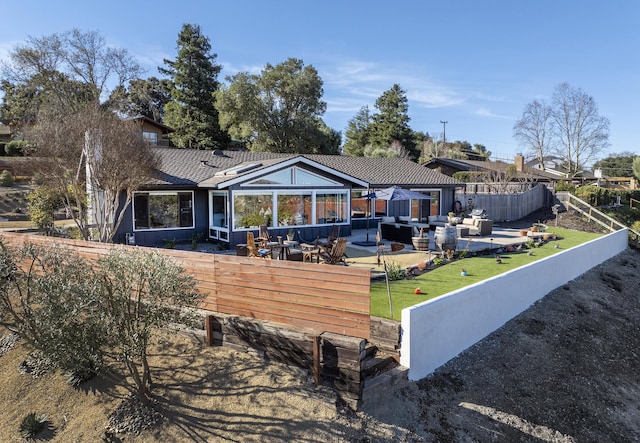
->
440, 120, 447, 157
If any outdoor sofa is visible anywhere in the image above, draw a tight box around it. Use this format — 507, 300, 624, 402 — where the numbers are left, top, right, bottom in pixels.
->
378, 216, 429, 244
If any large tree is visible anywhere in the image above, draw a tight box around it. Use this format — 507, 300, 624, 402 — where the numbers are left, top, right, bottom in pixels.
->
160, 23, 229, 149
513, 99, 555, 170
551, 82, 609, 175
342, 106, 371, 156
367, 84, 418, 159
0, 28, 142, 119
216, 57, 338, 154
28, 105, 159, 242
110, 77, 172, 123
592, 152, 637, 177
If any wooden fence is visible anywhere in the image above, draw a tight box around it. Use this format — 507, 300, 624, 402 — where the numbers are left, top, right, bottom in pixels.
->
0, 232, 372, 339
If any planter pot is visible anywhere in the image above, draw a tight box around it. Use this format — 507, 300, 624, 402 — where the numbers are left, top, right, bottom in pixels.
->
412, 236, 430, 251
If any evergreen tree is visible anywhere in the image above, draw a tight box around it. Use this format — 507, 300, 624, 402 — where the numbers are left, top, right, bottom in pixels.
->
343, 106, 371, 156
160, 24, 229, 149
368, 84, 418, 159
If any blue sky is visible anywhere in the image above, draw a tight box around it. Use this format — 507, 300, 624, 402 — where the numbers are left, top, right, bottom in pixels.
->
1, 1, 638, 164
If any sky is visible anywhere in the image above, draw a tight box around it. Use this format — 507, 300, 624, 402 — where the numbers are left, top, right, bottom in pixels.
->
1, 0, 638, 164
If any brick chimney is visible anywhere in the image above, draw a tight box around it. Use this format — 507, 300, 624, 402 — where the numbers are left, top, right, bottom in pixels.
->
514, 153, 524, 172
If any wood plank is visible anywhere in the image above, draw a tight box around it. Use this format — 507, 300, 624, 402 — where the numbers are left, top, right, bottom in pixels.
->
0, 232, 372, 339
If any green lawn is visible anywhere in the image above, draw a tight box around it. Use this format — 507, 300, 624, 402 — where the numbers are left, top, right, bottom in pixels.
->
370, 227, 603, 320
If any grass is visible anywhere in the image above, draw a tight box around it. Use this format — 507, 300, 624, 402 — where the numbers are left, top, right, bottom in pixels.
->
370, 227, 603, 320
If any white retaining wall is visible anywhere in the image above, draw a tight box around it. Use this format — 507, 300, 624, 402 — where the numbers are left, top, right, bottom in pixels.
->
400, 229, 630, 381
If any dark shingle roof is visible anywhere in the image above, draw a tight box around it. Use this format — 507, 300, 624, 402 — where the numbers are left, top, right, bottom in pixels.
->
150, 148, 462, 188
425, 157, 561, 181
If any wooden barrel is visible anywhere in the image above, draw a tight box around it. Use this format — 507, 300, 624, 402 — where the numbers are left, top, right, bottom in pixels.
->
434, 226, 458, 251
411, 236, 430, 251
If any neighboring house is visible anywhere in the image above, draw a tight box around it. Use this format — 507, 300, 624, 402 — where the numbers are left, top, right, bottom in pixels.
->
128, 116, 174, 147
0, 120, 17, 144
116, 148, 463, 248
424, 155, 561, 184
526, 155, 597, 182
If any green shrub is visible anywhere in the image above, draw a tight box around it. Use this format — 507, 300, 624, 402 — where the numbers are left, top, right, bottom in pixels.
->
385, 260, 405, 281
19, 412, 47, 439
27, 186, 62, 229
5, 140, 28, 156
0, 170, 14, 187
555, 182, 576, 192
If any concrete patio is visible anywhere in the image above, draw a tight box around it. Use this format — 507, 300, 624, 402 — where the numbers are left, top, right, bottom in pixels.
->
345, 223, 545, 271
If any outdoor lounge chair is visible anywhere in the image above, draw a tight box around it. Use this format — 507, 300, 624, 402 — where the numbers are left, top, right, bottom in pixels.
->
318, 237, 348, 265
246, 231, 271, 258
256, 225, 276, 248
316, 224, 340, 247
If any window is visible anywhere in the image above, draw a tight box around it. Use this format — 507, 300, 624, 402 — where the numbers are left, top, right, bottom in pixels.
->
315, 193, 346, 224
133, 191, 193, 230
351, 190, 370, 219
232, 190, 348, 230
142, 131, 158, 145
246, 166, 340, 186
276, 193, 312, 226
233, 194, 273, 229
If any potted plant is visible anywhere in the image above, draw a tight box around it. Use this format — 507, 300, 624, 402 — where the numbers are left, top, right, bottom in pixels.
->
412, 227, 430, 251
287, 228, 295, 241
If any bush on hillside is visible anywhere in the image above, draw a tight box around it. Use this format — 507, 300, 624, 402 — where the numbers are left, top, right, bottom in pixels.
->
0, 170, 15, 187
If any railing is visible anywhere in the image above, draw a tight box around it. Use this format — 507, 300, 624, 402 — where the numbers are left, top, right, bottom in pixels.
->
631, 198, 640, 210
558, 192, 640, 249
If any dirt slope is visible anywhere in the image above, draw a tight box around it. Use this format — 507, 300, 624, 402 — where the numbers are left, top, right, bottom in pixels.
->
0, 209, 638, 442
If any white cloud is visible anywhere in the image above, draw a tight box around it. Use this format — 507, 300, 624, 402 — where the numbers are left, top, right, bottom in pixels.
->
474, 108, 514, 120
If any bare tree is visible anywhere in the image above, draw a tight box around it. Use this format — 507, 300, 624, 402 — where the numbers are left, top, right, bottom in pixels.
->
513, 99, 555, 170
551, 82, 609, 176
29, 105, 159, 242
2, 28, 142, 116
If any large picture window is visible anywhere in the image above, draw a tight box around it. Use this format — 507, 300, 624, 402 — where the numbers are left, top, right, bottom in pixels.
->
134, 191, 193, 230
316, 193, 346, 224
233, 194, 273, 229
232, 190, 348, 230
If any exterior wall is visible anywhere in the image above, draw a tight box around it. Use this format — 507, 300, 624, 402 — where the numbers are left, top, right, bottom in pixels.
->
115, 188, 209, 247
400, 229, 629, 381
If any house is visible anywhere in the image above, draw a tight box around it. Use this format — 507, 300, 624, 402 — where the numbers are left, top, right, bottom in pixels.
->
0, 120, 18, 145
424, 155, 561, 184
115, 148, 463, 248
127, 116, 174, 147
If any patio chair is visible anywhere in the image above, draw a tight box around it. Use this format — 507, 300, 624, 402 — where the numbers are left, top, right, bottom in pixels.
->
318, 237, 348, 265
246, 231, 271, 258
316, 224, 340, 248
256, 225, 274, 248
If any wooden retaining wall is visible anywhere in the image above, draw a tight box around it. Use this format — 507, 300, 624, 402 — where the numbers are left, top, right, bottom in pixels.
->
0, 232, 380, 408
